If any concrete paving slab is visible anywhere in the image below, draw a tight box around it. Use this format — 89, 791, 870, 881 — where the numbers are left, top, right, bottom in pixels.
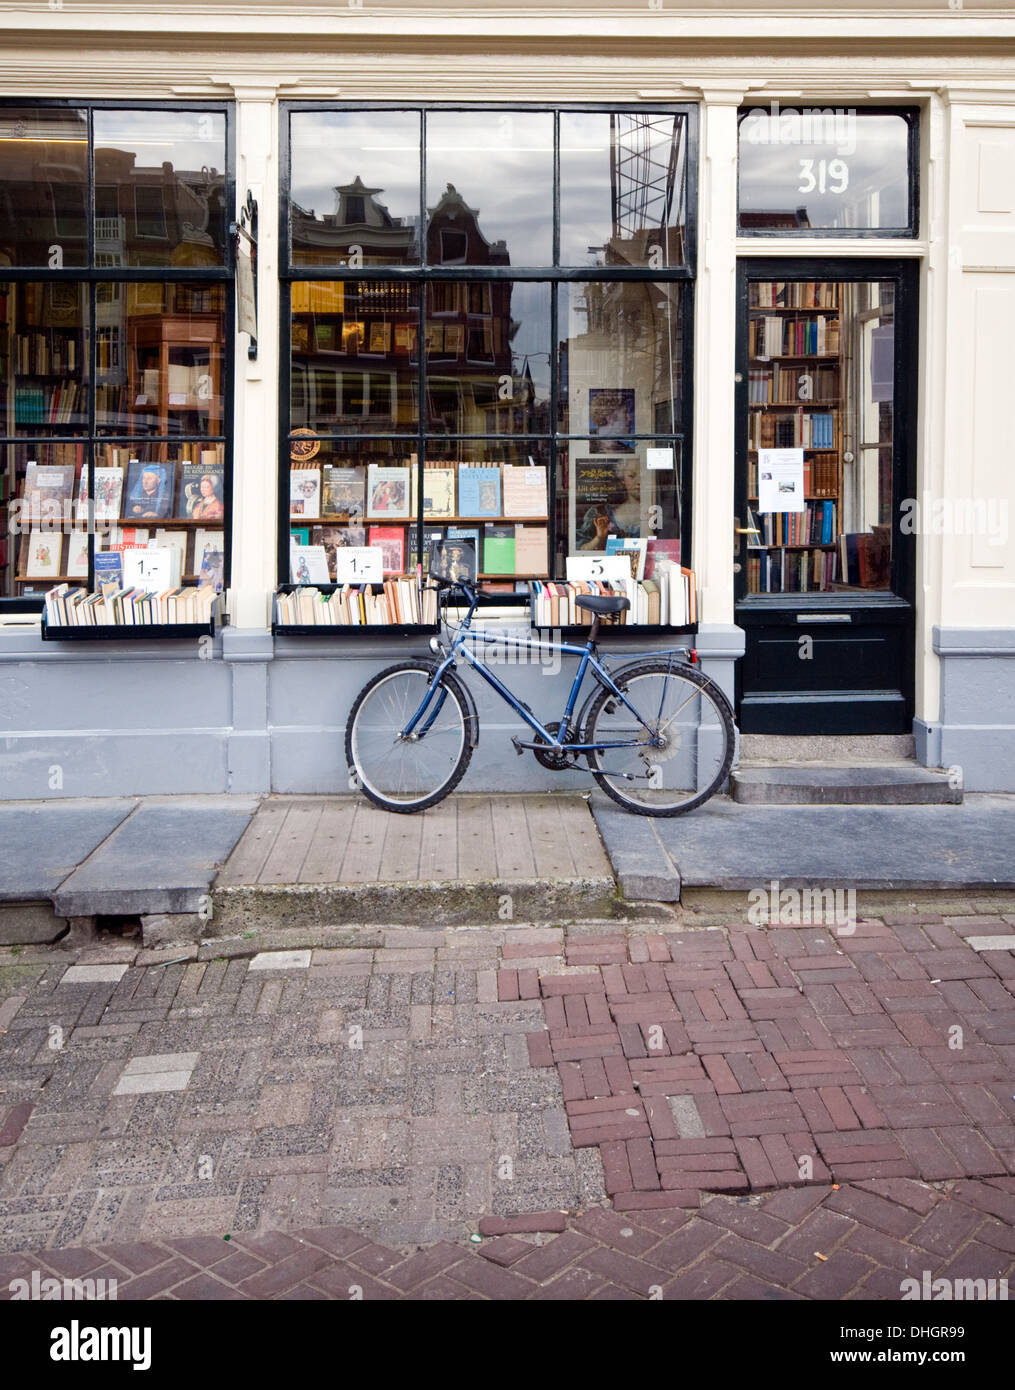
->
731, 763, 961, 805
587, 798, 680, 901
59, 963, 129, 984
0, 799, 136, 901
592, 793, 1015, 894
51, 797, 259, 918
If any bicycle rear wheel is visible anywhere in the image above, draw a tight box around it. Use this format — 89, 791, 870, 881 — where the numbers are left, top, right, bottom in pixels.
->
584, 659, 735, 816
345, 660, 474, 813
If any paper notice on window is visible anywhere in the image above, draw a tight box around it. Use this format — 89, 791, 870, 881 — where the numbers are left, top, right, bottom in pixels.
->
646, 447, 674, 471
758, 448, 805, 513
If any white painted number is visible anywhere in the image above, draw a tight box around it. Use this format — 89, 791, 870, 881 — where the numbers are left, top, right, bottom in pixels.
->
798, 158, 849, 196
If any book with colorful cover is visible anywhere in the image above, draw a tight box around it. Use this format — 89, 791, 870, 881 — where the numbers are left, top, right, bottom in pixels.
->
422, 467, 456, 519
457, 466, 501, 518
483, 524, 515, 575
322, 465, 365, 519
368, 525, 405, 575
123, 459, 175, 520
366, 465, 411, 519
290, 468, 321, 518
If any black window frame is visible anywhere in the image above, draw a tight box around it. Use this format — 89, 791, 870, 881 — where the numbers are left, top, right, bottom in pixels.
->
736, 105, 920, 240
279, 100, 698, 599
0, 97, 236, 612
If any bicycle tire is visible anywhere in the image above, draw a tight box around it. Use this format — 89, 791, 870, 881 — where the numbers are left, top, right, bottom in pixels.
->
345, 660, 475, 813
584, 658, 735, 816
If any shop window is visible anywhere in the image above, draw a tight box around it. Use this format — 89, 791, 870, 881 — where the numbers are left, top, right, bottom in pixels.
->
0, 102, 232, 613
282, 104, 694, 628
738, 107, 918, 235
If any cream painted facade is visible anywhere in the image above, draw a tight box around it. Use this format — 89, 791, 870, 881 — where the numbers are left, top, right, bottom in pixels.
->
1, 3, 1014, 794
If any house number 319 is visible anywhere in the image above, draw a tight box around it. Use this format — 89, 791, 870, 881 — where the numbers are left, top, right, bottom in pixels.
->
798, 158, 849, 195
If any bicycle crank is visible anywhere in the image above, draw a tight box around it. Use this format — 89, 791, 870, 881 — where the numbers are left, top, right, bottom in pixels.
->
531, 722, 582, 771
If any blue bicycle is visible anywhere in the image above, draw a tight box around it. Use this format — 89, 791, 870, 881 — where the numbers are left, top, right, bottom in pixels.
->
345, 578, 736, 816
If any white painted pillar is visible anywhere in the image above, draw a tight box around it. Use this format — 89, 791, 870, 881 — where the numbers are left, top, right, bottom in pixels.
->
227, 86, 282, 631
691, 85, 746, 628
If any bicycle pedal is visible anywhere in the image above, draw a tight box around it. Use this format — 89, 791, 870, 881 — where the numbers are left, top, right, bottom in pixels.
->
510, 736, 525, 756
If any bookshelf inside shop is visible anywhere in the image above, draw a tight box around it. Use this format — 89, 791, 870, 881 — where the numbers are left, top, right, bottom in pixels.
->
1, 281, 228, 611
745, 281, 846, 594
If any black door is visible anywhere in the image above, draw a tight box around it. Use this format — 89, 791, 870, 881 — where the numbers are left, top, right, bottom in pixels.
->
734, 258, 917, 734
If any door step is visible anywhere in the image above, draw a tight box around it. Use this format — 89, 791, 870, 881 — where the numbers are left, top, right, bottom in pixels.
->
731, 762, 962, 806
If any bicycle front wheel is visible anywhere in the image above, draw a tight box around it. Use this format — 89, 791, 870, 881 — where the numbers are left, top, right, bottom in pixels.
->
584, 659, 735, 816
345, 660, 474, 813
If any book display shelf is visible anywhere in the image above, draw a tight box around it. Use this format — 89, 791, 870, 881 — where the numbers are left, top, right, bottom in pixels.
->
744, 280, 845, 594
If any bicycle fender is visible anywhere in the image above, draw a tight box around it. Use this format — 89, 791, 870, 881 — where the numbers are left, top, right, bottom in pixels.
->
442, 668, 480, 749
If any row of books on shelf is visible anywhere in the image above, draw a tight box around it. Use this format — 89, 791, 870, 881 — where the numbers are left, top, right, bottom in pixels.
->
748, 282, 840, 309
290, 462, 548, 523
747, 548, 840, 593
746, 529, 891, 591
746, 501, 838, 547
748, 410, 837, 450
11, 330, 80, 376
19, 527, 224, 587
749, 316, 840, 359
19, 456, 225, 524
531, 565, 697, 629
290, 523, 548, 582
14, 384, 83, 425
748, 454, 838, 498
275, 578, 439, 628
43, 582, 220, 629
747, 364, 838, 404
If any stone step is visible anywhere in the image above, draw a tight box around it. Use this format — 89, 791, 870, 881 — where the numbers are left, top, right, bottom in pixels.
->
731, 762, 962, 805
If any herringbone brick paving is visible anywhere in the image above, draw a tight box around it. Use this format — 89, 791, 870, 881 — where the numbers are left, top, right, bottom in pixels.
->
1, 1181, 1012, 1300
1, 904, 1013, 1298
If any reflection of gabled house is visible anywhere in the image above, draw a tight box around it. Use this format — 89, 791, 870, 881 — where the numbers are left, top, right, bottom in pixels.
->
425, 183, 509, 268
291, 175, 418, 263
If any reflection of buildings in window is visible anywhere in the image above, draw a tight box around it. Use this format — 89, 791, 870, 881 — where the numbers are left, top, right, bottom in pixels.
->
739, 208, 812, 230
561, 281, 682, 437
291, 175, 419, 264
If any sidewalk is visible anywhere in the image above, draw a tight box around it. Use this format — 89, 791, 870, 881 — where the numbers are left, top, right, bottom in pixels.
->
1, 908, 1012, 1298
4, 790, 1015, 945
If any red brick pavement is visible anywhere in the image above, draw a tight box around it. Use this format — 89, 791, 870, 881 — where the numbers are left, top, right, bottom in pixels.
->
2, 1179, 1012, 1300
505, 923, 1015, 1205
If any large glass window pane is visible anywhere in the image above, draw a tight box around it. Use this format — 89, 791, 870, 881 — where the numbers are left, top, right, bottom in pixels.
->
559, 112, 688, 268
87, 439, 227, 590
426, 111, 552, 267
290, 280, 420, 434
290, 111, 421, 267
738, 109, 912, 232
0, 108, 89, 267
3, 440, 86, 595
286, 437, 419, 581
92, 110, 227, 265
418, 441, 551, 581
744, 278, 895, 594
2, 280, 90, 435
93, 282, 225, 438
554, 438, 683, 583
424, 281, 550, 435
557, 281, 685, 436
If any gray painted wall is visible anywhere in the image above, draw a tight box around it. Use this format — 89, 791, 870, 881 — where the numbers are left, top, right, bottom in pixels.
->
913, 626, 1015, 794
0, 622, 746, 799
16, 622, 1015, 796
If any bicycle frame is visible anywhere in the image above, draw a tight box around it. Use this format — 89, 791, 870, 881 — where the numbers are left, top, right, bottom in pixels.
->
400, 583, 696, 755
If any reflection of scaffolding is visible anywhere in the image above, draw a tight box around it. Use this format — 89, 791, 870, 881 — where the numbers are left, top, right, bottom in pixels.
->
609, 113, 685, 259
